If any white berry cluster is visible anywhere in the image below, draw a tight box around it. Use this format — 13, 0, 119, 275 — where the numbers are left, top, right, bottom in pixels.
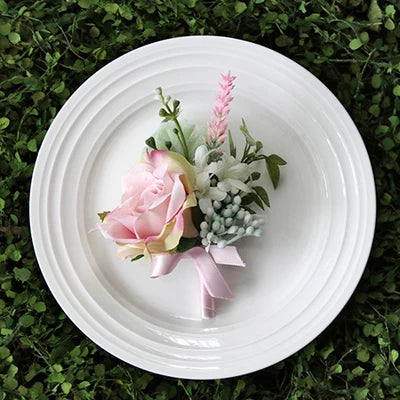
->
199, 193, 264, 248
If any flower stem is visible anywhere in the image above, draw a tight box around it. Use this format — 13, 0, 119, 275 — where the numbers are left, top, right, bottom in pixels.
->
165, 103, 190, 160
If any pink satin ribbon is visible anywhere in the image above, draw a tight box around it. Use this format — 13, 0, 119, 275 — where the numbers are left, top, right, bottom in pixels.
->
150, 246, 245, 319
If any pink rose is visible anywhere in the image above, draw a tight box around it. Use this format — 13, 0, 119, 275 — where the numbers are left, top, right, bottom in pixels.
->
95, 150, 198, 261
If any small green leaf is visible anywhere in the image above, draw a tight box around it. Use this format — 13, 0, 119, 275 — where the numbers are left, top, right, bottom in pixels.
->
393, 85, 400, 96
89, 26, 100, 38
268, 154, 287, 165
19, 314, 35, 328
253, 186, 270, 207
14, 267, 31, 282
368, 0, 383, 27
27, 139, 37, 152
0, 23, 11, 36
143, 28, 156, 39
97, 211, 110, 222
177, 237, 198, 253
235, 1, 247, 14
145, 136, 157, 150
228, 130, 236, 157
384, 18, 395, 31
0, 346, 10, 359
130, 254, 144, 262
0, 0, 8, 12
240, 119, 256, 146
6, 244, 21, 261
250, 192, 264, 210
0, 117, 10, 130
251, 172, 261, 181
266, 158, 280, 189
352, 366, 365, 376
354, 388, 369, 400
33, 302, 46, 313
3, 377, 18, 391
61, 382, 72, 394
371, 74, 381, 89
48, 372, 65, 384
8, 32, 20, 44
349, 38, 363, 50
382, 137, 395, 151
357, 348, 370, 363
94, 364, 105, 377
391, 349, 399, 363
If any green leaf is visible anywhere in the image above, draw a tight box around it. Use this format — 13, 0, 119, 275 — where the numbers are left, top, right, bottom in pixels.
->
14, 267, 31, 282
391, 349, 399, 363
357, 348, 370, 363
371, 74, 381, 89
177, 237, 198, 253
78, 0, 91, 9
48, 372, 65, 384
253, 186, 270, 207
275, 35, 293, 48
33, 302, 46, 313
0, 346, 10, 359
266, 158, 280, 189
145, 136, 157, 150
61, 382, 72, 394
0, 0, 8, 12
0, 23, 11, 36
228, 130, 236, 157
393, 85, 400, 96
268, 154, 287, 165
97, 211, 110, 222
130, 254, 144, 262
19, 314, 35, 328
3, 377, 18, 391
368, 0, 383, 27
27, 139, 37, 152
235, 1, 247, 14
6, 244, 21, 261
250, 192, 264, 210
0, 117, 10, 130
354, 388, 369, 400
251, 172, 261, 181
384, 18, 395, 31
8, 31, 20, 44
152, 121, 207, 162
240, 118, 256, 146
94, 364, 105, 377
349, 38, 363, 50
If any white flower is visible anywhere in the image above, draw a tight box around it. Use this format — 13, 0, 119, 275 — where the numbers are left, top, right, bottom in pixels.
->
194, 146, 226, 213
207, 154, 252, 195
194, 146, 252, 213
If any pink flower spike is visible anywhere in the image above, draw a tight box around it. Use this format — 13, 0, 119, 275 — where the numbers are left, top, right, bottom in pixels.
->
207, 71, 236, 147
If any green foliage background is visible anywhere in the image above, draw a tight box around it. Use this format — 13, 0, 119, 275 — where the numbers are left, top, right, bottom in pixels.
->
0, 0, 399, 399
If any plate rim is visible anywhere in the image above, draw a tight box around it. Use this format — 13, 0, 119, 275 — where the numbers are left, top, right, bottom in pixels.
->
29, 35, 376, 379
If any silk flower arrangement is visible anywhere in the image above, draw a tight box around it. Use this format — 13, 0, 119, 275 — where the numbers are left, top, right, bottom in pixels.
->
93, 73, 286, 318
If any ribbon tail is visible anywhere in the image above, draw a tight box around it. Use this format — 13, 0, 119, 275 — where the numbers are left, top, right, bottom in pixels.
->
208, 245, 246, 267
150, 253, 181, 278
188, 247, 233, 300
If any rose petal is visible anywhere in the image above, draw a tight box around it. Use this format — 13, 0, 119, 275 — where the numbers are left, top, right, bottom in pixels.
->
134, 199, 169, 238
166, 174, 186, 222
97, 221, 140, 244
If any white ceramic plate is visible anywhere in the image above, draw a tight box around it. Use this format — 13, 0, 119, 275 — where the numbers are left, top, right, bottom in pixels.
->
30, 36, 375, 379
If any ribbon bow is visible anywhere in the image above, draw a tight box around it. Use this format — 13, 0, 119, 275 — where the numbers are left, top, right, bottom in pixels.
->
150, 246, 245, 319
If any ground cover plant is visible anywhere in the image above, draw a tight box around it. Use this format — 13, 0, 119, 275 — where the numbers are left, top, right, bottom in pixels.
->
0, 0, 399, 399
